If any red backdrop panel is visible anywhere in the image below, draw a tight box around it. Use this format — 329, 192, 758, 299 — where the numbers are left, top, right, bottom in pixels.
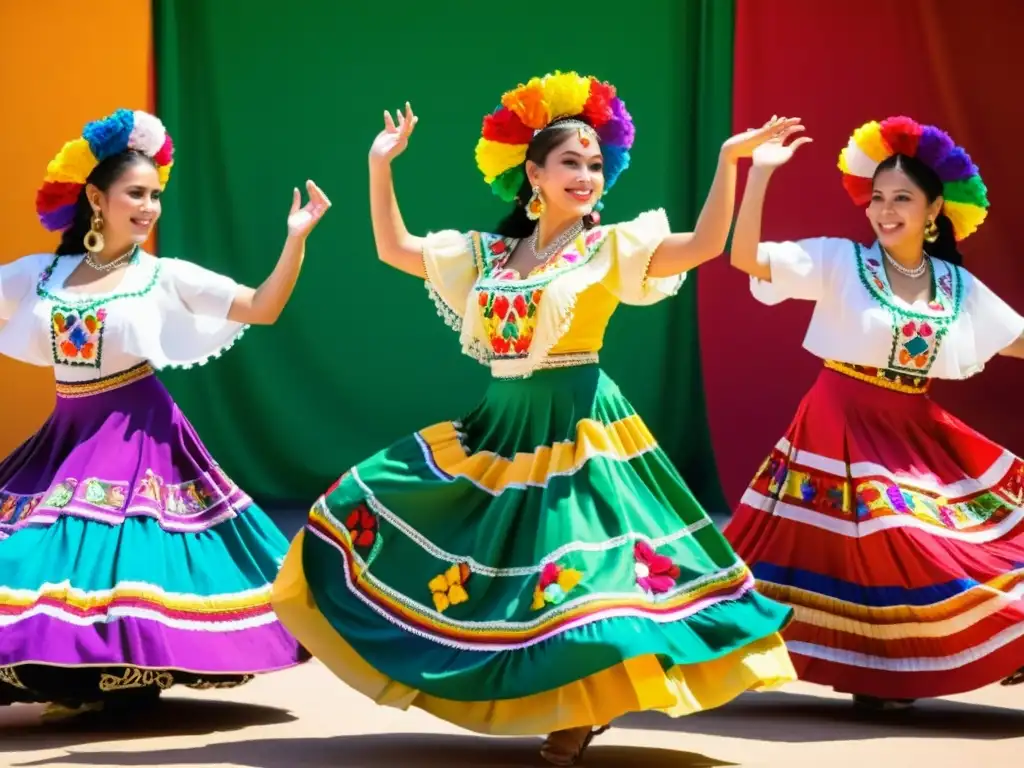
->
701, 0, 1024, 507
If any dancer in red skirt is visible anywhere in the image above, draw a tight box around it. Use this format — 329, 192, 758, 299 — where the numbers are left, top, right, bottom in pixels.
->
724, 116, 1024, 709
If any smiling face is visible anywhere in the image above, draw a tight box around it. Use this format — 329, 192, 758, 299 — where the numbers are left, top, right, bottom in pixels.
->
87, 154, 162, 251
526, 126, 605, 222
867, 158, 943, 252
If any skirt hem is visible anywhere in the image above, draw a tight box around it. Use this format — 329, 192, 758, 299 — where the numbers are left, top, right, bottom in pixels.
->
788, 644, 1024, 700
272, 530, 796, 735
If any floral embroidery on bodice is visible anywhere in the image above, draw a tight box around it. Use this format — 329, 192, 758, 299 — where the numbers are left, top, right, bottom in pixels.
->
0, 250, 246, 380
855, 243, 963, 378
419, 209, 682, 377
471, 228, 609, 358
36, 252, 160, 369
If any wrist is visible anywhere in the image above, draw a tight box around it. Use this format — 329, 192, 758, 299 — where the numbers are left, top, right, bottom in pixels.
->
369, 155, 392, 173
719, 146, 739, 165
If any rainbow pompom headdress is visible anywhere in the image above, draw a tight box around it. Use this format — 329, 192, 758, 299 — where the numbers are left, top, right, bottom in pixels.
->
838, 116, 988, 241
36, 109, 175, 232
474, 71, 635, 205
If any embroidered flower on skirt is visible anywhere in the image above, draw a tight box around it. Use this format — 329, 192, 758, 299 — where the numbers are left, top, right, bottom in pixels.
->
344, 503, 377, 549
428, 563, 471, 612
634, 541, 680, 594
531, 561, 584, 610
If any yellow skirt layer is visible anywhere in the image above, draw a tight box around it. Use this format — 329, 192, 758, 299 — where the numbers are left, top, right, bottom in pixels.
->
419, 414, 659, 495
272, 530, 796, 736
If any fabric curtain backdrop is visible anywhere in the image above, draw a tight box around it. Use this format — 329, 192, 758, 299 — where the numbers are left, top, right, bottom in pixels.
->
155, 0, 734, 510
700, 0, 1024, 505
0, 1, 152, 456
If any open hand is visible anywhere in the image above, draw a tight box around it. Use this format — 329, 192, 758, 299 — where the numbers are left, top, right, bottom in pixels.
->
751, 121, 813, 169
287, 180, 331, 238
722, 116, 804, 162
369, 102, 418, 166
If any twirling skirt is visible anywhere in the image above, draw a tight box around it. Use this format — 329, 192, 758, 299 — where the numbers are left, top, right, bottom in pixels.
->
725, 362, 1024, 700
0, 363, 305, 706
272, 362, 795, 735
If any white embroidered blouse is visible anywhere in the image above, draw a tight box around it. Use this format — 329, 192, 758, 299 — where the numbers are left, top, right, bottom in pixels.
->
0, 251, 246, 382
422, 209, 683, 378
751, 237, 1024, 379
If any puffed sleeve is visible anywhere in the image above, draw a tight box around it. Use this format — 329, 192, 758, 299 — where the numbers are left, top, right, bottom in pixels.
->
0, 254, 47, 320
422, 230, 479, 328
963, 272, 1024, 364
165, 257, 240, 318
143, 257, 248, 369
749, 237, 847, 305
601, 208, 683, 305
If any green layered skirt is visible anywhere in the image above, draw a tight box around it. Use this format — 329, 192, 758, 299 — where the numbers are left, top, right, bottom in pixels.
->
272, 364, 795, 734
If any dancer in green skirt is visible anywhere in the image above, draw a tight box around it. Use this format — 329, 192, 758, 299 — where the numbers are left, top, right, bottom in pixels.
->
272, 71, 798, 765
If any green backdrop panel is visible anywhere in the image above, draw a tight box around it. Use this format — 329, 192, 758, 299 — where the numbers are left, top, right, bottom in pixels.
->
155, 0, 733, 511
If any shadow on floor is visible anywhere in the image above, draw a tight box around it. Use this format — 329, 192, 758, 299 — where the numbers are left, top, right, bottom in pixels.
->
0, 698, 296, 753
616, 689, 1024, 743
8, 732, 735, 768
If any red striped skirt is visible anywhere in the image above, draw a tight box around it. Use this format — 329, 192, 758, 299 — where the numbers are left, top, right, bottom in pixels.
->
724, 362, 1024, 699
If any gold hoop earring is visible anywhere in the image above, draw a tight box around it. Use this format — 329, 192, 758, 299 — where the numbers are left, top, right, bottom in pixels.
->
526, 186, 545, 221
924, 219, 939, 243
83, 210, 105, 254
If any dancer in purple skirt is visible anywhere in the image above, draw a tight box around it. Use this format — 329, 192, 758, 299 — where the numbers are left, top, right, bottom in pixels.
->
0, 109, 330, 721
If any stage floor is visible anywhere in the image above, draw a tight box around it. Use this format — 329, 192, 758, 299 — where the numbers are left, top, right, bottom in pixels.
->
3, 661, 1022, 767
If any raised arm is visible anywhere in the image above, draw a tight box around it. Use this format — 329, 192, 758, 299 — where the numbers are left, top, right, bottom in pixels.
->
647, 117, 805, 279
730, 126, 813, 281
730, 167, 774, 281
228, 180, 331, 325
368, 103, 427, 279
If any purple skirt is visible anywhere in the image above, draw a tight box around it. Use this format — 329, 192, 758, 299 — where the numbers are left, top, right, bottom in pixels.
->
0, 363, 306, 706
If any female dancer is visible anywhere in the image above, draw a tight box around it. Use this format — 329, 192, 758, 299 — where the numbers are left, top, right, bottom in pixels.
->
0, 109, 330, 719
272, 72, 797, 765
724, 116, 1024, 709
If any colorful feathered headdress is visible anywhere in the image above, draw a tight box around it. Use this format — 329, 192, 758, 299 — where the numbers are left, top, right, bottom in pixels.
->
36, 109, 175, 232
838, 116, 988, 241
474, 71, 635, 206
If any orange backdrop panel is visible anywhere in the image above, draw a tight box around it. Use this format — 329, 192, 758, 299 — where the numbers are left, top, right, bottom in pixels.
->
0, 1, 152, 456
